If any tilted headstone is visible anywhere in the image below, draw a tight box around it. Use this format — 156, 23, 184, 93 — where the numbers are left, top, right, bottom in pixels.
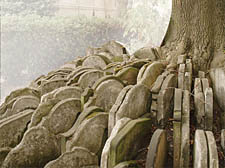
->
109, 86, 133, 136
40, 98, 81, 135
115, 84, 151, 122
0, 109, 34, 148
2, 126, 60, 168
108, 118, 152, 168
101, 118, 131, 168
205, 131, 219, 168
193, 130, 208, 168
67, 113, 108, 155
145, 129, 168, 168
44, 147, 98, 168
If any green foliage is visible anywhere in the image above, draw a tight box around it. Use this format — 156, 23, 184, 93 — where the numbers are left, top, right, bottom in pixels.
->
1, 0, 57, 16
1, 15, 129, 87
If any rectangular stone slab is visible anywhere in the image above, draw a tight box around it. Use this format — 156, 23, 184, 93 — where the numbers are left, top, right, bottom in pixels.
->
109, 118, 152, 168
205, 131, 219, 168
221, 129, 225, 153
177, 55, 186, 64
0, 109, 34, 148
193, 130, 208, 168
205, 88, 213, 131
173, 121, 181, 168
201, 78, 209, 94
174, 88, 182, 121
184, 72, 191, 91
180, 90, 190, 168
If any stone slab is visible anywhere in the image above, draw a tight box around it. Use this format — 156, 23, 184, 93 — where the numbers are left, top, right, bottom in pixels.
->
201, 78, 209, 94
194, 78, 205, 129
205, 87, 213, 131
178, 64, 185, 90
138, 62, 165, 89
115, 84, 151, 122
2, 126, 60, 168
174, 88, 182, 121
146, 129, 168, 168
82, 55, 107, 70
78, 70, 104, 89
44, 147, 98, 168
109, 86, 133, 136
184, 72, 191, 91
109, 118, 152, 168
0, 109, 34, 148
101, 118, 131, 168
151, 74, 166, 94
160, 74, 177, 91
3, 96, 38, 118
67, 113, 108, 154
116, 67, 139, 85
41, 98, 81, 135
61, 106, 103, 138
173, 121, 181, 168
95, 79, 124, 112
41, 79, 67, 96
180, 90, 190, 168
193, 129, 208, 168
205, 131, 219, 168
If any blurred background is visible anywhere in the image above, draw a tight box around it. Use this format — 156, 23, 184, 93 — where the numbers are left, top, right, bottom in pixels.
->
0, 0, 171, 102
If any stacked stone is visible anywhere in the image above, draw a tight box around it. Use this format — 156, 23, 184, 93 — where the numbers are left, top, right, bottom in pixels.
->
193, 71, 219, 168
172, 56, 192, 168
0, 40, 223, 167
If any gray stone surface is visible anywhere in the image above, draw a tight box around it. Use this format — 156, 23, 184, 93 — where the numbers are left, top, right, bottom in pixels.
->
101, 118, 131, 168
0, 147, 11, 167
178, 64, 185, 89
109, 118, 152, 168
210, 68, 225, 128
151, 74, 166, 94
29, 99, 59, 128
184, 72, 191, 91
61, 106, 104, 138
194, 78, 205, 129
44, 147, 98, 168
136, 63, 149, 82
146, 129, 168, 168
180, 90, 190, 168
157, 74, 177, 127
82, 55, 107, 69
138, 62, 165, 89
67, 113, 108, 154
193, 129, 208, 168
0, 109, 34, 148
205, 87, 213, 131
40, 98, 81, 134
116, 67, 139, 85
41, 79, 67, 96
201, 78, 209, 94
115, 84, 151, 122
95, 79, 124, 112
2, 126, 60, 168
4, 96, 39, 118
133, 47, 158, 60
78, 70, 104, 89
173, 89, 182, 168
205, 131, 219, 168
109, 86, 133, 136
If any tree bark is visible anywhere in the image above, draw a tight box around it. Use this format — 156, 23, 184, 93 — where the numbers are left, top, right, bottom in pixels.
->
161, 0, 225, 73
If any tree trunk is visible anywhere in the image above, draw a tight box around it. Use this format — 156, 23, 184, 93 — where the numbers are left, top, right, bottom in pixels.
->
161, 0, 225, 73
